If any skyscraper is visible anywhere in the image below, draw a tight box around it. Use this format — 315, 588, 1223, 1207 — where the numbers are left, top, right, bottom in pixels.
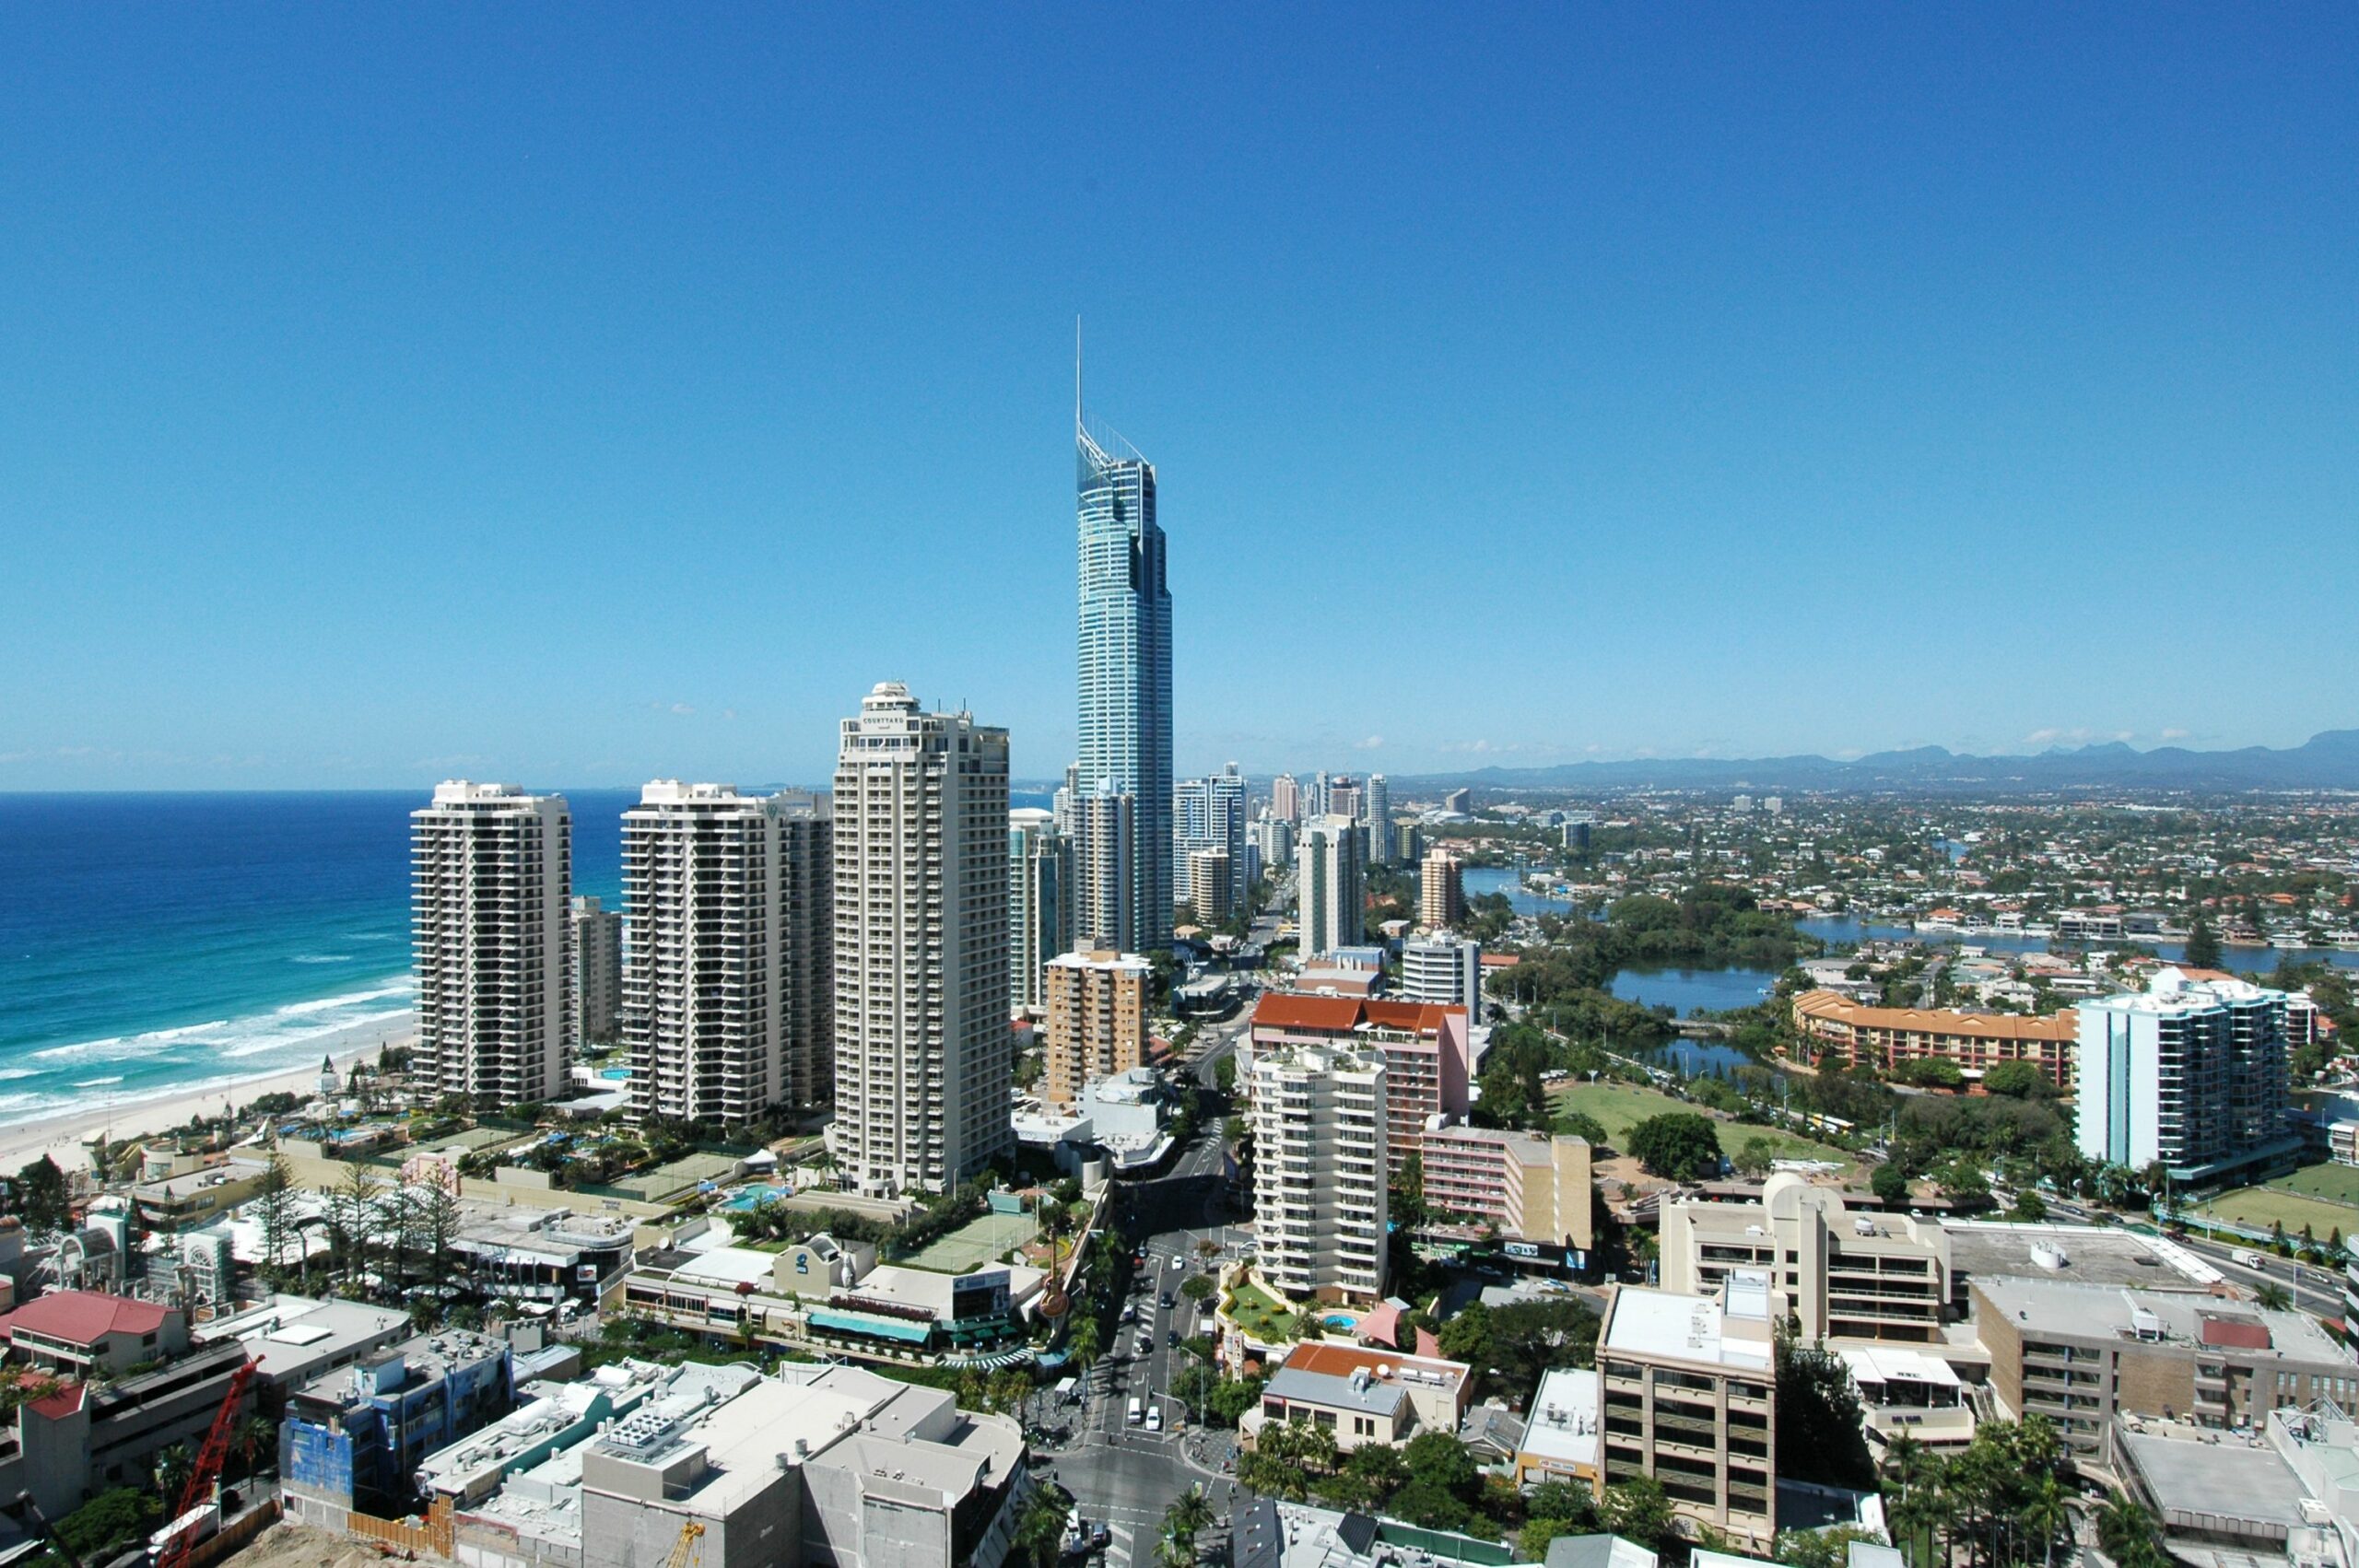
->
829, 683, 1013, 1196
1009, 807, 1074, 1012
1362, 775, 1391, 865
1175, 763, 1250, 910
1270, 773, 1301, 825
621, 783, 833, 1123
1076, 383, 1173, 956
1073, 784, 1136, 951
1298, 814, 1366, 961
1043, 948, 1150, 1110
411, 782, 571, 1109
1421, 847, 1466, 930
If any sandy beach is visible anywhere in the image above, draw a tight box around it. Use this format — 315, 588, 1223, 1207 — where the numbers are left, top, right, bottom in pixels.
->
0, 1012, 418, 1177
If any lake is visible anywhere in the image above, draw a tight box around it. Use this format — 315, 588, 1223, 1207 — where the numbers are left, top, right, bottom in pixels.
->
1607, 965, 1778, 1015
1462, 865, 1572, 914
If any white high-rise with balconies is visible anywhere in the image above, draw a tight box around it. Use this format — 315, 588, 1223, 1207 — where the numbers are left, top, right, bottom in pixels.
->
829, 683, 1013, 1196
1010, 807, 1074, 1013
1400, 934, 1482, 1010
411, 782, 572, 1109
621, 783, 832, 1124
569, 895, 622, 1047
1250, 1043, 1388, 1302
1073, 784, 1135, 951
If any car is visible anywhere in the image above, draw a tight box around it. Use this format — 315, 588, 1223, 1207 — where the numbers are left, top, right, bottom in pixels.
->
1092, 1524, 1112, 1548
1119, 1304, 1137, 1324
1127, 1397, 1144, 1425
1145, 1403, 1163, 1431
1166, 1329, 1179, 1347
1169, 1255, 1185, 1272
1159, 1292, 1175, 1309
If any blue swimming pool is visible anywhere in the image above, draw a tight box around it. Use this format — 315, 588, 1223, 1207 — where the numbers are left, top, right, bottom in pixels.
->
719, 1185, 791, 1212
599, 1067, 632, 1081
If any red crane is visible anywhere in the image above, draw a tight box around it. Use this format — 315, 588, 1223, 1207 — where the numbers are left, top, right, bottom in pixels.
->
154, 1358, 256, 1568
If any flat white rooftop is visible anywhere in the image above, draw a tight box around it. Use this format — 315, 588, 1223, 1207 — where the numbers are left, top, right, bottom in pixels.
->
1604, 1282, 1770, 1370
1520, 1367, 1601, 1467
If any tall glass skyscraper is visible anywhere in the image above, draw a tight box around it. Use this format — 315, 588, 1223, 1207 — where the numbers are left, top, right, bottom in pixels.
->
1076, 409, 1173, 954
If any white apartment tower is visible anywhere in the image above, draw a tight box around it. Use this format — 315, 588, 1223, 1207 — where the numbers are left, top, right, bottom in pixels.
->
1400, 934, 1482, 1010
1297, 813, 1365, 961
621, 783, 832, 1124
2076, 966, 2298, 1183
1362, 774, 1391, 864
411, 782, 572, 1109
569, 895, 622, 1047
1250, 1043, 1388, 1302
1009, 807, 1074, 1012
830, 683, 1014, 1196
1270, 773, 1301, 825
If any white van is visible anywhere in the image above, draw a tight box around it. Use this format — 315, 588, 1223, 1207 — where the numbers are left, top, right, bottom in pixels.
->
1126, 1396, 1144, 1426
2234, 1248, 2265, 1269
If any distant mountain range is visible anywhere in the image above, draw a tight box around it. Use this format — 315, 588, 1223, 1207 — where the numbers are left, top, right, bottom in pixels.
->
1388, 730, 2359, 796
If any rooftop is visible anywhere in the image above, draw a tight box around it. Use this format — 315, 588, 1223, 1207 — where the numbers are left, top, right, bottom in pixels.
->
195, 1294, 409, 1383
1974, 1278, 2353, 1365
1602, 1276, 1774, 1371
1252, 992, 1466, 1038
1519, 1367, 1601, 1466
1945, 1220, 2221, 1291
0, 1290, 172, 1345
1792, 989, 2075, 1040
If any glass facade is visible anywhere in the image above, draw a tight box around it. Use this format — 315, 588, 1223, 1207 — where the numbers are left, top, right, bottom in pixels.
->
1076, 419, 1173, 954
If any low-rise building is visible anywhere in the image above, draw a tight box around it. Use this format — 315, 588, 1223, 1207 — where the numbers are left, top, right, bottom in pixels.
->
195, 1294, 414, 1409
1241, 1340, 1473, 1454
1234, 1496, 1517, 1568
1596, 1273, 1780, 1551
450, 1206, 639, 1306
0, 1290, 185, 1378
579, 1363, 1028, 1568
1837, 1345, 1976, 1451
1419, 1125, 1594, 1257
1660, 1175, 1949, 1345
1974, 1276, 2359, 1455
281, 1330, 515, 1527
1791, 991, 2078, 1091
1516, 1367, 1602, 1489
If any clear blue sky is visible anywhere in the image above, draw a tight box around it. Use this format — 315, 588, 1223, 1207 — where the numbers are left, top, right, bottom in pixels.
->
3, 6, 2353, 790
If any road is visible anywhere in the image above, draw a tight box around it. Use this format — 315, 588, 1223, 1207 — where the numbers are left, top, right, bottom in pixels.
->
1047, 1105, 1250, 1564
2041, 1196, 2347, 1317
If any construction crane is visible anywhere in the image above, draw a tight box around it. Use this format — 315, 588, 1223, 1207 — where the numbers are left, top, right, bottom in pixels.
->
153, 1359, 256, 1568
663, 1520, 706, 1568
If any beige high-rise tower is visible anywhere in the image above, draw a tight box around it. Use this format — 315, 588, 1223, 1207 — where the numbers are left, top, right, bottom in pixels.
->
828, 683, 1013, 1196
1043, 949, 1150, 1109
1420, 846, 1466, 930
411, 781, 572, 1109
621, 782, 832, 1124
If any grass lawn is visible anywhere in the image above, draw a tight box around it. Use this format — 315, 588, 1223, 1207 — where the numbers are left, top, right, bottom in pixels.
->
2195, 1185, 2359, 1241
1549, 1081, 1855, 1174
1549, 1081, 1693, 1141
2266, 1162, 2359, 1207
1225, 1280, 1297, 1341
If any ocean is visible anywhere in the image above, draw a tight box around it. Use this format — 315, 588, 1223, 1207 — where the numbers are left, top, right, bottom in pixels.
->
0, 786, 1051, 1129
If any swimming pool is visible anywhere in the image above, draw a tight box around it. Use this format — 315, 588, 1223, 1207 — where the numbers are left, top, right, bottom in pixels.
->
719, 1185, 792, 1212
598, 1067, 632, 1081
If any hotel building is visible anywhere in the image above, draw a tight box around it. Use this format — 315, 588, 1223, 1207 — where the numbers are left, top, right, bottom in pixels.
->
1248, 993, 1471, 1173
1790, 990, 2079, 1091
828, 683, 1013, 1197
411, 782, 572, 1109
621, 783, 833, 1123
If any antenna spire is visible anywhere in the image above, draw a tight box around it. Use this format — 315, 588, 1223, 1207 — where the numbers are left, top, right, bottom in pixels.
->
1074, 315, 1084, 432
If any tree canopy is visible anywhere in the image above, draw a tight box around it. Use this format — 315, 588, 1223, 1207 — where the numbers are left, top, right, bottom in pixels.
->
1625, 1112, 1724, 1181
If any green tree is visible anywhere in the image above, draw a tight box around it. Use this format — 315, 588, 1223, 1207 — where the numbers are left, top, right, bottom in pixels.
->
1436, 1301, 1494, 1367
153, 1443, 195, 1509
1392, 1152, 1428, 1227
13, 1155, 70, 1233
1871, 1163, 1910, 1205
2257, 1281, 2293, 1312
1600, 1475, 1677, 1552
1775, 1526, 1886, 1568
1559, 1110, 1610, 1147
1734, 1135, 1777, 1179
1011, 1485, 1073, 1568
1980, 1060, 2049, 1099
1775, 1336, 1875, 1489
1399, 1432, 1479, 1501
1624, 1112, 1723, 1181
53, 1490, 161, 1563
2186, 911, 2223, 971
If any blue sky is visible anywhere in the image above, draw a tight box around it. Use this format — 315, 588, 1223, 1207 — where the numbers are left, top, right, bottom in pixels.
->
2, 6, 2353, 790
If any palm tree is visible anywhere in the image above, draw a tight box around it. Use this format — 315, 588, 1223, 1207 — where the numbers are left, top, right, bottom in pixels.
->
1010, 1486, 1070, 1568
2020, 1473, 2071, 1568
1164, 1486, 1216, 1548
2257, 1281, 2294, 1312
153, 1443, 195, 1509
231, 1413, 276, 1480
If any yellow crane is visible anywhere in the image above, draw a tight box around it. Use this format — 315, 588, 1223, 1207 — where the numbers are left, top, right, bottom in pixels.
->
663, 1519, 706, 1568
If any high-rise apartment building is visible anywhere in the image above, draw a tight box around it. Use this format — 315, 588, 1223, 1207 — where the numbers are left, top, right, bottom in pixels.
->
1297, 815, 1365, 961
620, 783, 832, 1123
1072, 785, 1135, 951
1270, 773, 1301, 825
1076, 404, 1173, 957
1362, 776, 1391, 863
1187, 848, 1234, 925
1042, 949, 1150, 1110
1420, 1126, 1594, 1253
1174, 764, 1250, 914
1420, 847, 1466, 930
829, 683, 1013, 1196
1327, 777, 1363, 825
569, 895, 622, 1047
411, 782, 572, 1109
1250, 1043, 1388, 1303
1392, 820, 1424, 867
2076, 967, 2300, 1183
1399, 934, 1482, 1011
1249, 994, 1470, 1173
1008, 808, 1073, 1013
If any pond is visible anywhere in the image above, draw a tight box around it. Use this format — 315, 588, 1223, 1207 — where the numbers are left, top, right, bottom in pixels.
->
1607, 965, 1778, 1015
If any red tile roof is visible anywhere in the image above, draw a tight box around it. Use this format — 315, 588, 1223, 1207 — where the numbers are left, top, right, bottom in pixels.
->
2199, 1316, 2271, 1351
27, 1382, 84, 1420
0, 1291, 172, 1347
1251, 992, 1465, 1037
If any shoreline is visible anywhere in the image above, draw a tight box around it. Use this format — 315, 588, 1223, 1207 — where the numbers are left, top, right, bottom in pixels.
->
0, 1012, 418, 1176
